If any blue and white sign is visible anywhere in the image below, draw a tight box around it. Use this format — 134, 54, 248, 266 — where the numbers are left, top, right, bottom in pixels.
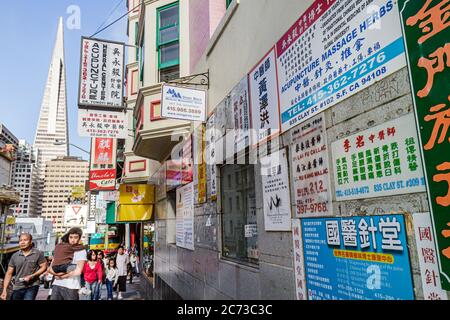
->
276, 0, 406, 132
161, 84, 207, 122
302, 215, 415, 300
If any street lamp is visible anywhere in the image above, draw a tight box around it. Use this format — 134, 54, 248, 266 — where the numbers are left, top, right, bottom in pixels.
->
54, 140, 90, 155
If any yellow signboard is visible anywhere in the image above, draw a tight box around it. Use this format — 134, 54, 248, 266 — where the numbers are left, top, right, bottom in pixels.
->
6, 216, 15, 225
71, 186, 85, 199
198, 124, 207, 204
119, 184, 155, 205
117, 204, 153, 222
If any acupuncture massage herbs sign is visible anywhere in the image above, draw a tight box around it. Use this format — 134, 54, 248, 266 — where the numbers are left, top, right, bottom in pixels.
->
79, 37, 125, 108
302, 215, 414, 300
331, 113, 426, 200
399, 0, 450, 290
277, 0, 406, 132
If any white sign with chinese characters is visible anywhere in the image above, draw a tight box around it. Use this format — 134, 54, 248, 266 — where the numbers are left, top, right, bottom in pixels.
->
277, 0, 406, 132
290, 113, 332, 217
78, 109, 128, 139
161, 84, 207, 122
231, 76, 251, 154
206, 113, 217, 200
413, 213, 447, 300
261, 148, 292, 231
292, 219, 307, 300
176, 183, 194, 250
249, 48, 281, 146
331, 113, 426, 201
78, 37, 125, 108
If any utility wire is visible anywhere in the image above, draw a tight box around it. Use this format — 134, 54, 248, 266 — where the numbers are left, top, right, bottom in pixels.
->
89, 1, 142, 38
93, 0, 125, 35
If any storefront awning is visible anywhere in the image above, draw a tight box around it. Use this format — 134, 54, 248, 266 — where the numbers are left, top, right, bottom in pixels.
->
117, 204, 153, 223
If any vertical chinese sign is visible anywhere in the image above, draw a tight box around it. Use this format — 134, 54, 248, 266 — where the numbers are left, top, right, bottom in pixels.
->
78, 37, 125, 108
292, 219, 307, 300
90, 137, 117, 191
399, 0, 450, 289
193, 124, 207, 204
231, 76, 251, 154
206, 113, 217, 201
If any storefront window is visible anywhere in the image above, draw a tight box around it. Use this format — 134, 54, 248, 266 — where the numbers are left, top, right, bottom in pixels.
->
220, 164, 258, 265
142, 223, 155, 280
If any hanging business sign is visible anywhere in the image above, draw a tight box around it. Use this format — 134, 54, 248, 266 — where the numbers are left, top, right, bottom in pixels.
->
277, 0, 406, 132
331, 113, 426, 201
206, 113, 217, 200
78, 109, 128, 139
64, 204, 88, 228
398, 0, 450, 290
292, 219, 307, 300
290, 113, 332, 216
231, 76, 251, 153
302, 214, 414, 300
89, 137, 117, 191
261, 148, 292, 231
161, 84, 207, 122
249, 48, 281, 146
413, 213, 447, 300
78, 37, 125, 109
176, 183, 194, 250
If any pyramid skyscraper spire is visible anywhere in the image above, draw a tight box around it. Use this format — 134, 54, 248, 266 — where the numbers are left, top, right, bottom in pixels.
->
34, 17, 69, 214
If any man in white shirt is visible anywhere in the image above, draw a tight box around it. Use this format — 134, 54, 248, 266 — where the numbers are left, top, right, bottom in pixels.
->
115, 246, 129, 300
48, 228, 87, 300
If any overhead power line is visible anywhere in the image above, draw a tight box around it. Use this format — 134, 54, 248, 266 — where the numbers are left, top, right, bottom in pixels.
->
89, 1, 142, 38
93, 0, 125, 35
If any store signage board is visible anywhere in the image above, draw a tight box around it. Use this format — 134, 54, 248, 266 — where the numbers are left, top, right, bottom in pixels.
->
331, 113, 425, 201
78, 109, 128, 139
78, 37, 125, 109
161, 84, 207, 122
302, 215, 414, 300
277, 0, 406, 132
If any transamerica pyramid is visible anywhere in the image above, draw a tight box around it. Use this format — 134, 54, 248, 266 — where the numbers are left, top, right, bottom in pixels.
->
34, 17, 69, 214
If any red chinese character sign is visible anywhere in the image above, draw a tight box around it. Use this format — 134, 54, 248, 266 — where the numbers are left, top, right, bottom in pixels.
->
89, 137, 117, 191
399, 0, 450, 289
331, 113, 426, 200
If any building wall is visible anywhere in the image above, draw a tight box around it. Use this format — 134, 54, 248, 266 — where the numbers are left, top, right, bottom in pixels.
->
146, 0, 450, 300
41, 157, 89, 234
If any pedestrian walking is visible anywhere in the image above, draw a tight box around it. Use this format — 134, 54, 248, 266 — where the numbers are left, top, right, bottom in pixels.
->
114, 246, 129, 300
0, 233, 47, 300
96, 250, 106, 300
105, 259, 118, 300
83, 250, 103, 300
49, 228, 87, 300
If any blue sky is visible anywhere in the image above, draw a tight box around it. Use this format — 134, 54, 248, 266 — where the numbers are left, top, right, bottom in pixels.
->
0, 0, 128, 160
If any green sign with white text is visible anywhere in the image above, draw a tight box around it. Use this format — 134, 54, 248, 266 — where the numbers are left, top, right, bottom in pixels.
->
398, 0, 450, 290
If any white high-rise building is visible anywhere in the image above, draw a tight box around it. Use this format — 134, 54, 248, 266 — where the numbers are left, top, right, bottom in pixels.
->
11, 140, 40, 217
34, 18, 69, 214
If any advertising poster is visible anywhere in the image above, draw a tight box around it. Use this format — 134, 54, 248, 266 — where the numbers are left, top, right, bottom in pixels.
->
78, 37, 125, 109
176, 183, 194, 250
290, 113, 332, 216
64, 204, 89, 228
413, 213, 447, 300
331, 113, 425, 200
277, 0, 406, 132
206, 113, 217, 200
231, 76, 251, 153
249, 48, 281, 146
78, 109, 128, 139
399, 0, 450, 290
302, 214, 414, 300
181, 135, 193, 185
161, 84, 207, 122
292, 219, 307, 300
166, 159, 182, 191
260, 148, 292, 231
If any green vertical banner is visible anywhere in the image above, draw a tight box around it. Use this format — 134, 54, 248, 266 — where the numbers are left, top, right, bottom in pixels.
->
398, 0, 450, 290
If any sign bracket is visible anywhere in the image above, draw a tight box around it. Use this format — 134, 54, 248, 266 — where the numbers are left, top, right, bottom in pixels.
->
166, 70, 210, 89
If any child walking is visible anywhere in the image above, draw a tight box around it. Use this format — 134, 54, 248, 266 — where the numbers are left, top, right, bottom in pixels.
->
105, 259, 118, 300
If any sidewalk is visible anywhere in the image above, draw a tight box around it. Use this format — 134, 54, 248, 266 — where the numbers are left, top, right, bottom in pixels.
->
36, 276, 143, 301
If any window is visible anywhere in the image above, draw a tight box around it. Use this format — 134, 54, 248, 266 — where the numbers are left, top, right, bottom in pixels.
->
135, 22, 139, 61
157, 2, 179, 78
220, 164, 258, 265
226, 0, 233, 9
